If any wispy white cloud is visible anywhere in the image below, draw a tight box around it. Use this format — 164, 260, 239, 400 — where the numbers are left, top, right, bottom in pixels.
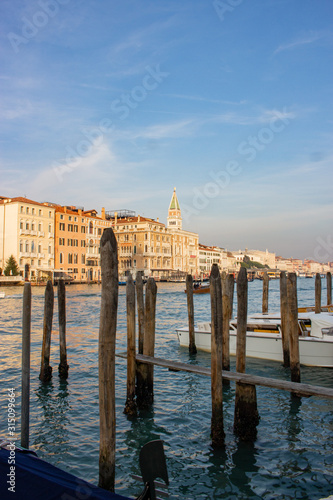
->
273, 31, 326, 55
119, 119, 197, 141
210, 107, 296, 126
159, 93, 246, 106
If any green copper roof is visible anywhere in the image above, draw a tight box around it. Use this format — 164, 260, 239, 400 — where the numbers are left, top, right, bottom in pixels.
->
169, 188, 180, 210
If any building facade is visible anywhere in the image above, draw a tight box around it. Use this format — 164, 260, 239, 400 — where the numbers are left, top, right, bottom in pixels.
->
54, 205, 112, 282
0, 197, 55, 281
110, 213, 172, 278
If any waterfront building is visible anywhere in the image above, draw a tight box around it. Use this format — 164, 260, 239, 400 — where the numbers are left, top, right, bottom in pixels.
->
109, 211, 172, 279
54, 205, 112, 282
198, 244, 224, 277
0, 196, 55, 281
106, 189, 199, 279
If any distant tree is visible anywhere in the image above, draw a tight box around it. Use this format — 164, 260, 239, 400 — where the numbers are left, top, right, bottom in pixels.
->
241, 255, 267, 269
4, 255, 20, 276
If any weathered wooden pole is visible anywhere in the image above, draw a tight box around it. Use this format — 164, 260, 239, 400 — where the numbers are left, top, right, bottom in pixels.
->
137, 278, 157, 408
315, 273, 321, 313
262, 272, 269, 314
58, 280, 69, 379
279, 271, 290, 367
221, 275, 231, 384
287, 273, 300, 385
186, 274, 197, 354
227, 273, 234, 318
327, 272, 332, 306
98, 228, 118, 491
136, 272, 145, 355
21, 282, 31, 449
234, 267, 259, 441
210, 264, 224, 447
124, 274, 137, 416
39, 280, 54, 382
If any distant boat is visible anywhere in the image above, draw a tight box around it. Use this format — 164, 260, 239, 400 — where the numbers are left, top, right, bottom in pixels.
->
0, 292, 5, 299
184, 281, 210, 294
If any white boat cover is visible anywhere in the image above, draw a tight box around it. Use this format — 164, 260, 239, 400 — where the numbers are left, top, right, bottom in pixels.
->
308, 313, 333, 338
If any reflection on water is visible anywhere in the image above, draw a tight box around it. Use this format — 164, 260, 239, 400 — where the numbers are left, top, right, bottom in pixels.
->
34, 380, 71, 459
0, 280, 332, 499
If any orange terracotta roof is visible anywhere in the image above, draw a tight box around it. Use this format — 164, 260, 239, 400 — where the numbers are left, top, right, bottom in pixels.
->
0, 196, 53, 207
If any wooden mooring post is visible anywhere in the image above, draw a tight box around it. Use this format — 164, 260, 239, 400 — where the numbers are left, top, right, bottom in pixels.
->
186, 274, 197, 354
287, 273, 300, 385
21, 282, 31, 449
279, 271, 290, 367
136, 278, 157, 409
221, 274, 232, 384
124, 274, 137, 416
327, 272, 332, 306
98, 228, 118, 491
39, 280, 54, 383
58, 280, 69, 379
234, 267, 259, 441
210, 264, 224, 447
136, 272, 145, 355
262, 272, 269, 314
227, 273, 234, 318
315, 273, 321, 314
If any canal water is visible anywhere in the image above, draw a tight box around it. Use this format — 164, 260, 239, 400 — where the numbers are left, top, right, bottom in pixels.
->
0, 278, 332, 499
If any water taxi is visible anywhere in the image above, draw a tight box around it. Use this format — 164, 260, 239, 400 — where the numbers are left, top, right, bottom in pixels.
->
176, 312, 333, 367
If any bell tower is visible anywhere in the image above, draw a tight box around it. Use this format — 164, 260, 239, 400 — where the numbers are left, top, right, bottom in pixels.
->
167, 187, 182, 230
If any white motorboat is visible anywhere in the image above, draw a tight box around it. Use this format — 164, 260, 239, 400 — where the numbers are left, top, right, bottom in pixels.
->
0, 292, 5, 299
176, 313, 333, 368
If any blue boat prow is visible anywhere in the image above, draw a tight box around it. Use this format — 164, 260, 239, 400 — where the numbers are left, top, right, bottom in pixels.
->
0, 447, 131, 500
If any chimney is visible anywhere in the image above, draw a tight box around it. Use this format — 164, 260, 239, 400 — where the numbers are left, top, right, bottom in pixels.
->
78, 209, 82, 215
114, 211, 118, 224
157, 217, 159, 222
101, 207, 105, 220
138, 215, 141, 222
64, 206, 67, 213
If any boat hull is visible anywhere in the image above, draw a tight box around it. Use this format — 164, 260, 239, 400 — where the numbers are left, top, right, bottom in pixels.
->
176, 328, 333, 368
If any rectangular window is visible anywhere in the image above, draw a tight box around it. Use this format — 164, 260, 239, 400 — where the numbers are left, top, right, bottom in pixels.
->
39, 209, 42, 216
60, 223, 65, 231
74, 225, 78, 232
68, 224, 73, 231
81, 226, 86, 233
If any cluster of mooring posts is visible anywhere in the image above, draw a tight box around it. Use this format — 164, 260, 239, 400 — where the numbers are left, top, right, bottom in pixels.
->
20, 227, 333, 494
21, 279, 69, 450
98, 229, 333, 492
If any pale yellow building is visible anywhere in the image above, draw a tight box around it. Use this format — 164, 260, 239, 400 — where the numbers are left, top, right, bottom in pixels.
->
109, 212, 172, 279
0, 197, 55, 281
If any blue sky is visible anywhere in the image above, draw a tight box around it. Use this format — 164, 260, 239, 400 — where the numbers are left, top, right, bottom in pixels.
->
0, 0, 332, 260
